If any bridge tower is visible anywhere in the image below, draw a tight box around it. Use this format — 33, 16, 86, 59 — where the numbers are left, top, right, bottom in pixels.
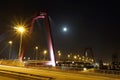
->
83, 48, 94, 62
19, 11, 56, 67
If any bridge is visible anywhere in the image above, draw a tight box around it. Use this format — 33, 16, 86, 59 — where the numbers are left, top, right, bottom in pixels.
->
0, 11, 94, 67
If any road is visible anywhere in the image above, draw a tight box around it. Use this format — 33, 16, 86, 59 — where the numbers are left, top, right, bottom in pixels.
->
0, 76, 16, 80
0, 69, 53, 80
0, 65, 119, 80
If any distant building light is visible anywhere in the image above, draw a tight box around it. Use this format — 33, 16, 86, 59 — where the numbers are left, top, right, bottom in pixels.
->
72, 61, 74, 64
103, 63, 109, 66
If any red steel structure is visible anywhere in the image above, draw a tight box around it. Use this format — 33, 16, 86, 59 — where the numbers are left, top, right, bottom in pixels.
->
19, 12, 56, 67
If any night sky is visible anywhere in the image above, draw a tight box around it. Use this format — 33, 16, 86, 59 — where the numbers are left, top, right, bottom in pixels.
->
0, 0, 120, 62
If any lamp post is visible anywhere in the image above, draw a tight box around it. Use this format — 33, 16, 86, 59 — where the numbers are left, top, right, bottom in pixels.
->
43, 50, 47, 61
58, 50, 61, 61
67, 54, 70, 61
35, 46, 38, 60
14, 26, 25, 61
8, 41, 12, 59
74, 55, 77, 61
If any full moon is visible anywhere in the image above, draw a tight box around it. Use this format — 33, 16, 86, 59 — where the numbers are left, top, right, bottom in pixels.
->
63, 27, 67, 32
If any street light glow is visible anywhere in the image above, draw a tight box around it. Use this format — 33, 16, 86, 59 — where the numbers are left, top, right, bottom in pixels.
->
67, 54, 70, 58
14, 26, 25, 33
43, 50, 47, 54
8, 41, 12, 44
74, 55, 77, 59
18, 27, 25, 33
35, 46, 38, 50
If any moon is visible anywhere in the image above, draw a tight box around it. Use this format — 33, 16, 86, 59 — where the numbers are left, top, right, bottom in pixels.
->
63, 27, 67, 32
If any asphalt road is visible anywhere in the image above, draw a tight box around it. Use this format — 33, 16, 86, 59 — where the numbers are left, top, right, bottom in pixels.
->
0, 76, 15, 80
0, 65, 119, 80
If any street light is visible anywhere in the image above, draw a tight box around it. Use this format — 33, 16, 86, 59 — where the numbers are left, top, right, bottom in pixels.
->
35, 46, 38, 60
74, 55, 77, 61
58, 50, 61, 61
8, 41, 12, 59
67, 54, 70, 61
14, 25, 25, 61
43, 50, 47, 60
79, 57, 81, 61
